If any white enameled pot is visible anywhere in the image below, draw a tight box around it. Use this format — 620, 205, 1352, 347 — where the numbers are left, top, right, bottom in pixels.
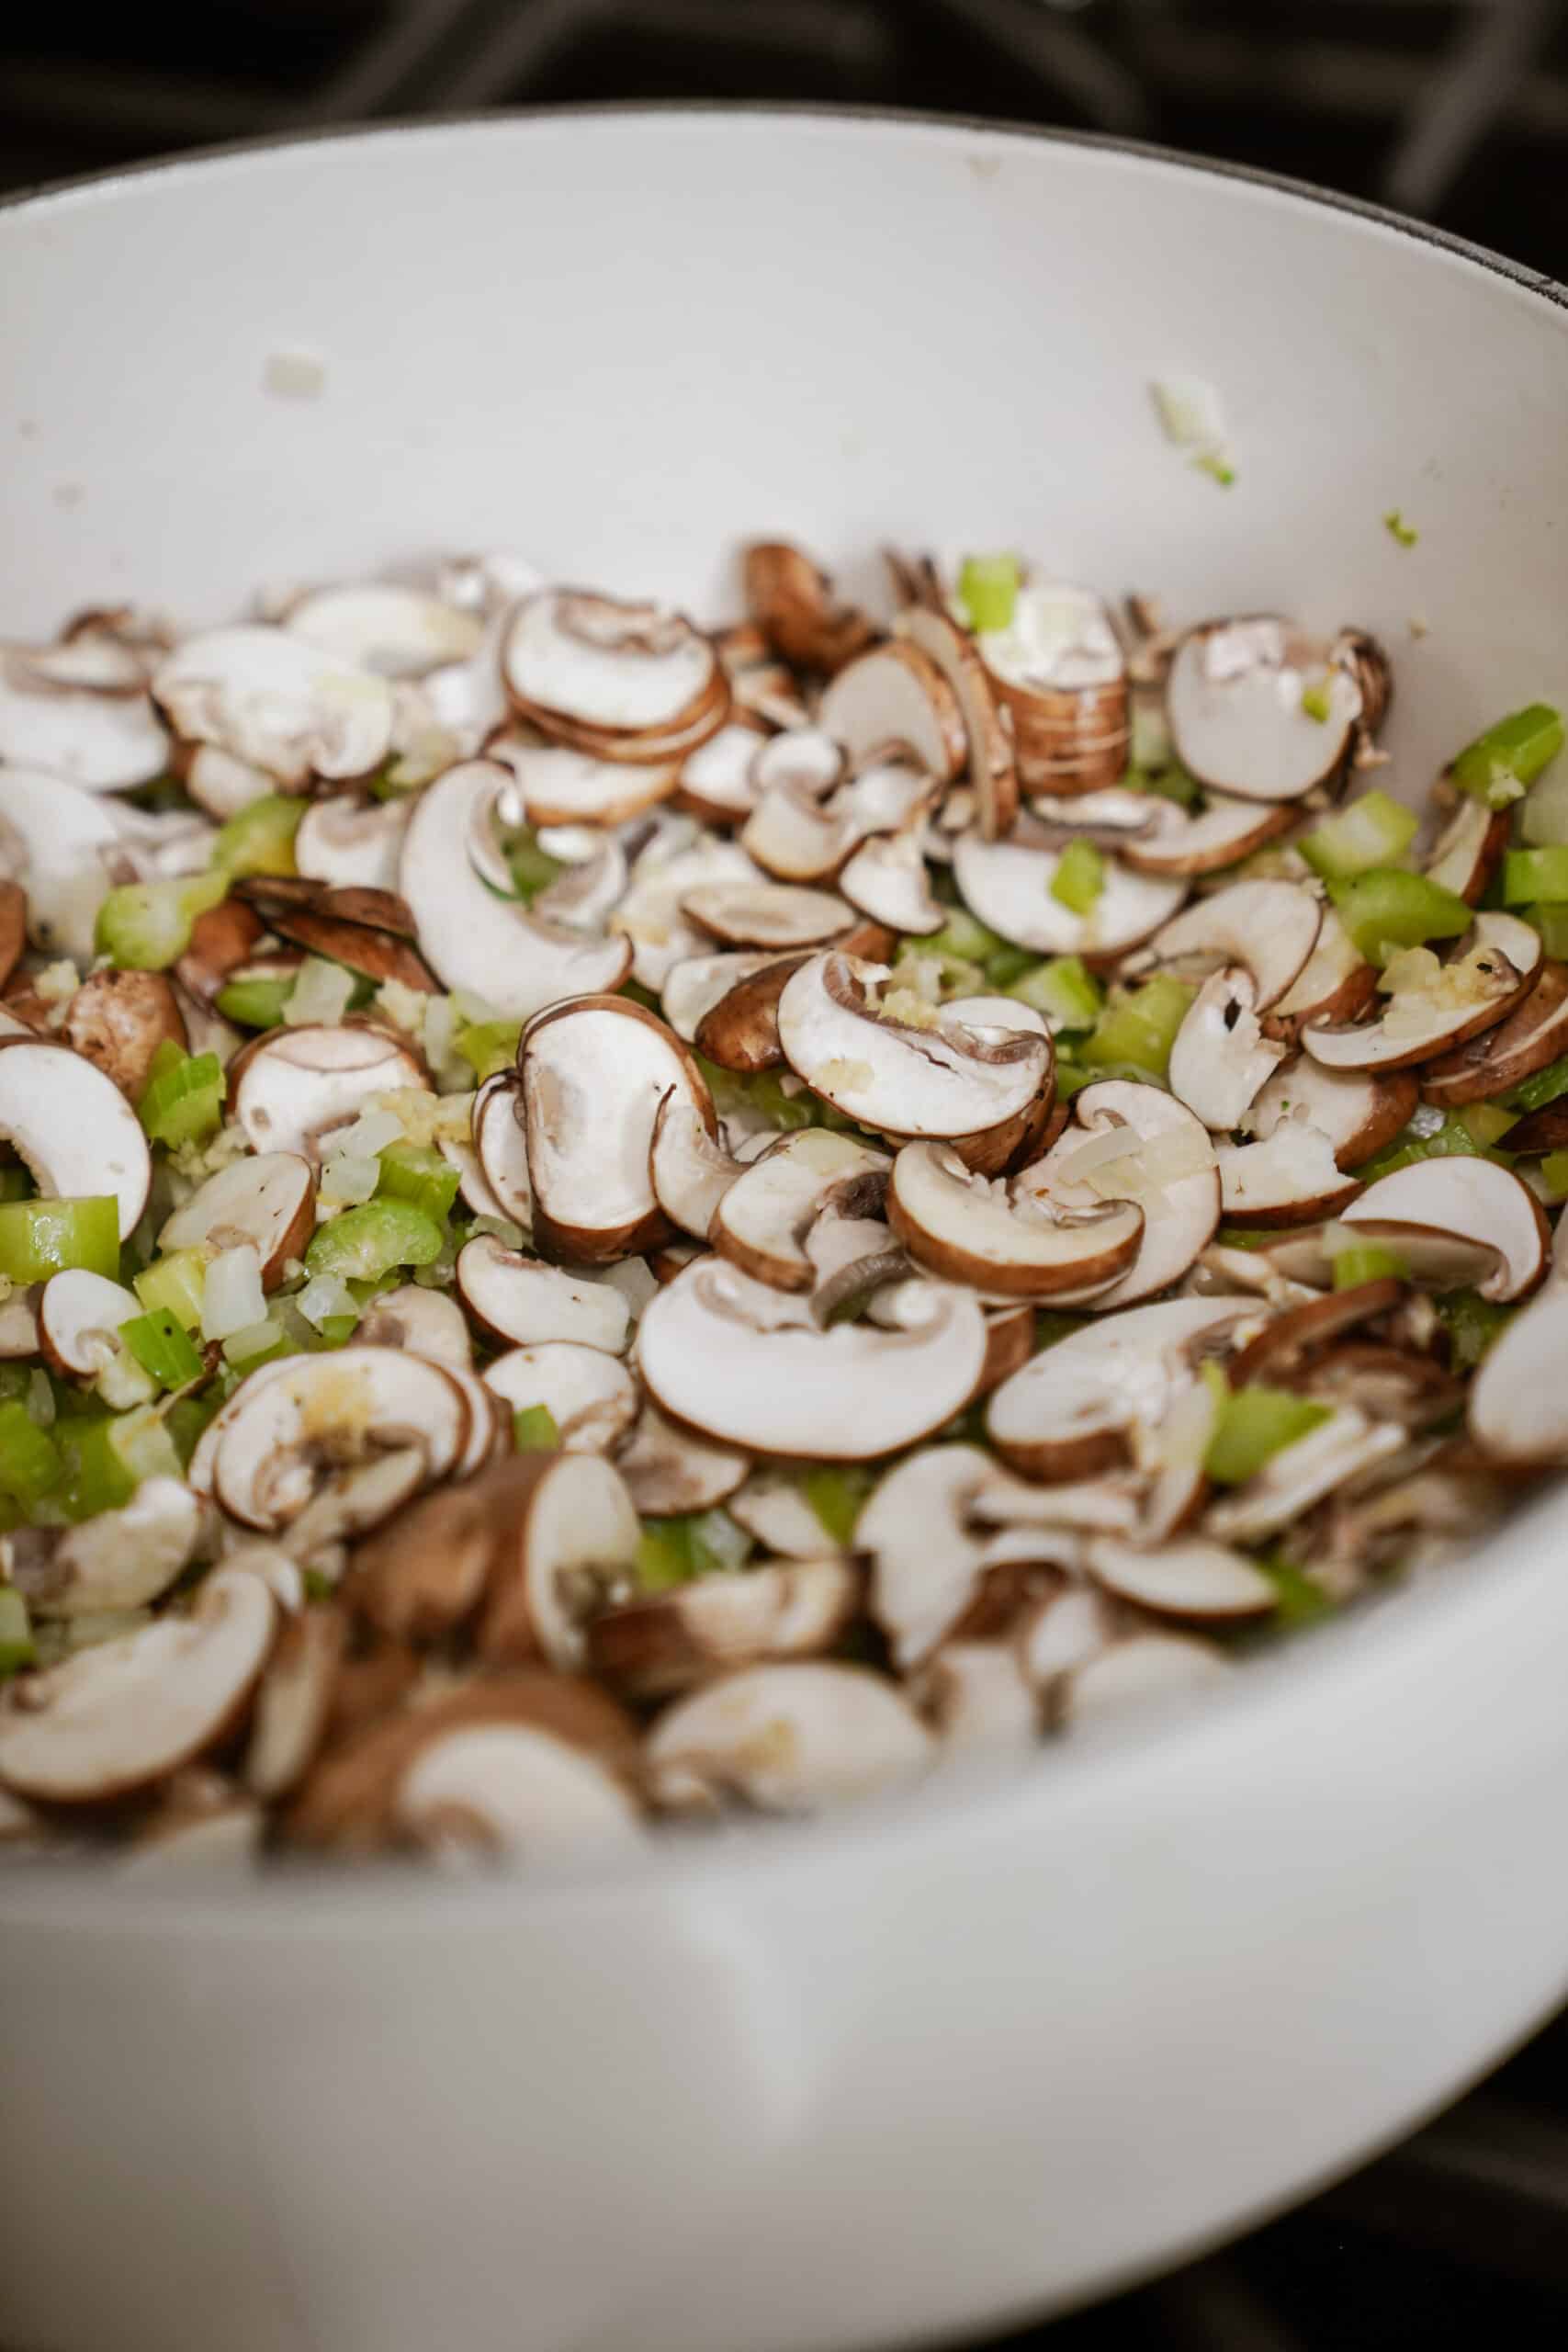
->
3, 108, 1568, 2352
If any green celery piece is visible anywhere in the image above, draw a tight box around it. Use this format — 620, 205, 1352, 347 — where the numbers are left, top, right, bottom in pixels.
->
1332, 1244, 1408, 1290
1204, 1386, 1333, 1487
637, 1522, 698, 1591
1458, 1102, 1517, 1148
1504, 846, 1568, 906
956, 553, 1021, 636
922, 909, 1010, 966
454, 1020, 523, 1083
801, 1464, 876, 1547
1524, 904, 1568, 959
133, 1248, 209, 1330
1005, 954, 1103, 1031
51, 1417, 136, 1521
0, 1585, 35, 1677
1299, 790, 1418, 883
377, 1142, 460, 1225
0, 1403, 62, 1513
304, 1200, 446, 1283
164, 1390, 223, 1471
1259, 1554, 1335, 1626
1124, 761, 1202, 810
1451, 703, 1564, 809
118, 1308, 204, 1389
1081, 976, 1196, 1080
96, 872, 228, 970
0, 1196, 120, 1283
632, 1508, 750, 1589
1502, 1050, 1568, 1114
1358, 1114, 1511, 1183
1539, 1149, 1568, 1203
1327, 868, 1472, 965
1049, 839, 1105, 914
513, 1405, 560, 1452
980, 943, 1036, 990
1433, 1288, 1515, 1370
211, 794, 303, 879
137, 1044, 224, 1148
214, 976, 293, 1029
506, 828, 567, 903
1299, 677, 1334, 724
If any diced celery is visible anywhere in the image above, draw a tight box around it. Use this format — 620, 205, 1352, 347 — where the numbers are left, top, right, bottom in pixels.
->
1540, 1149, 1568, 1203
1053, 1058, 1094, 1100
506, 829, 568, 904
1080, 976, 1196, 1080
1049, 839, 1105, 914
118, 1308, 204, 1389
1382, 510, 1419, 549
800, 1464, 875, 1547
956, 552, 1021, 635
454, 1019, 522, 1082
923, 910, 1009, 966
1128, 762, 1203, 810
1522, 903, 1568, 958
1502, 1051, 1568, 1114
1259, 1554, 1334, 1626
1504, 847, 1568, 905
513, 1405, 560, 1452
1433, 1288, 1515, 1370
1458, 1102, 1517, 1149
0, 1196, 119, 1283
95, 872, 228, 970
51, 1417, 135, 1521
1452, 703, 1564, 809
0, 1403, 62, 1512
376, 1141, 461, 1225
303, 1200, 445, 1283
164, 1390, 222, 1470
1327, 869, 1472, 965
1358, 1114, 1511, 1182
1204, 1385, 1332, 1487
137, 1043, 224, 1148
0, 1586, 35, 1677
1332, 1244, 1408, 1290
134, 1249, 209, 1331
1005, 954, 1104, 1032
1299, 790, 1418, 883
636, 1523, 697, 1591
1299, 677, 1334, 724
214, 975, 293, 1029
211, 794, 304, 879
979, 943, 1036, 990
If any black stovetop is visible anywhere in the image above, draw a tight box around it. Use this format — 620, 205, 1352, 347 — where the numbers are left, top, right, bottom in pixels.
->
6, 5, 1568, 2344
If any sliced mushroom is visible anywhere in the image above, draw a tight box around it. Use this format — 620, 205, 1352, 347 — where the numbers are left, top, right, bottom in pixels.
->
837, 824, 943, 934
36, 1268, 142, 1383
649, 1091, 746, 1238
1336, 1156, 1551, 1302
207, 1348, 469, 1532
1419, 961, 1568, 1108
400, 763, 631, 1019
160, 1151, 316, 1289
472, 1451, 642, 1670
0, 1038, 151, 1238
637, 1254, 987, 1459
917, 1644, 1041, 1754
231, 1024, 423, 1162
590, 1559, 860, 1703
1303, 915, 1541, 1073
682, 878, 859, 952
294, 793, 412, 893
776, 952, 1052, 1148
646, 1663, 932, 1814
0, 636, 171, 788
520, 994, 714, 1262
728, 1468, 846, 1559
1019, 1080, 1220, 1306
1141, 878, 1323, 1012
1121, 794, 1293, 877
1501, 1098, 1568, 1158
355, 1282, 473, 1367
243, 1601, 347, 1801
234, 878, 437, 994
456, 1235, 632, 1353
674, 718, 770, 824
502, 588, 724, 750
152, 626, 393, 787
1017, 1582, 1122, 1695
661, 948, 793, 1045
1166, 617, 1368, 802
0, 1566, 274, 1805
886, 1141, 1143, 1298
976, 580, 1129, 796
1261, 906, 1377, 1046
693, 951, 808, 1074
897, 605, 1018, 839
986, 1295, 1260, 1480
1213, 1119, 1362, 1227
395, 1722, 646, 1865
859, 1444, 1065, 1669
1246, 1057, 1417, 1173
818, 639, 964, 786
1167, 967, 1286, 1131
1424, 796, 1511, 905
0, 768, 128, 960
1085, 1536, 1277, 1623
952, 826, 1184, 959
487, 735, 680, 829
610, 825, 761, 991
743, 542, 876, 676
60, 967, 186, 1100
612, 1401, 750, 1516
469, 1071, 533, 1231
1052, 1633, 1232, 1729
739, 783, 856, 887
482, 1342, 638, 1453
283, 582, 484, 677
6, 1476, 206, 1619
1205, 1408, 1404, 1543
0, 1284, 41, 1360
1470, 1253, 1568, 1464
0, 879, 25, 992
713, 1128, 888, 1291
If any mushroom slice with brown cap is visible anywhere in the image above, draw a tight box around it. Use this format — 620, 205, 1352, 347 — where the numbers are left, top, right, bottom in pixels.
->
1053, 1633, 1232, 1731
394, 1723, 646, 1867
37, 1268, 142, 1383
0, 1286, 41, 1361
345, 1455, 569, 1645
674, 718, 770, 824
886, 1142, 1143, 1299
743, 541, 876, 676
1167, 967, 1287, 1132
750, 728, 848, 799
952, 827, 1184, 959
649, 1091, 745, 1239
6, 1477, 206, 1619
1337, 1156, 1550, 1302
294, 794, 411, 893
728, 1468, 848, 1560
682, 878, 858, 952
456, 1236, 631, 1353
1206, 1408, 1405, 1543
609, 825, 761, 992
472, 1451, 643, 1670
837, 823, 944, 935
1419, 961, 1568, 1108
231, 1024, 423, 1163
976, 580, 1130, 797
502, 588, 722, 741
1213, 1118, 1363, 1227
355, 1283, 472, 1368
1023, 786, 1159, 845
1303, 914, 1541, 1073
986, 1295, 1262, 1481
1246, 1058, 1417, 1174
1120, 794, 1294, 877
175, 895, 266, 1008
152, 626, 393, 787
897, 605, 1018, 840
470, 1072, 533, 1231
174, 741, 276, 820
739, 785, 856, 886
637, 1254, 987, 1459
1018, 1582, 1122, 1696
647, 1662, 933, 1815
1085, 1536, 1278, 1624
661, 949, 793, 1045
400, 763, 631, 1019
530, 835, 628, 935
858, 1444, 1052, 1670
483, 1342, 638, 1453
611, 1402, 750, 1517
694, 952, 808, 1075
1019, 1080, 1220, 1307
0, 769, 129, 961
713, 1128, 889, 1291
159, 1151, 316, 1289
818, 640, 965, 785
0, 879, 25, 992
1471, 1256, 1568, 1464
0, 639, 170, 789
1500, 1098, 1568, 1158
61, 968, 186, 1101
486, 735, 679, 829
590, 1559, 861, 1703
521, 995, 715, 1262
0, 1566, 274, 1807
918, 1645, 1040, 1756
1165, 617, 1368, 802
0, 1039, 151, 1238
1424, 796, 1512, 905
776, 952, 1052, 1144
1262, 907, 1377, 1046
1141, 878, 1323, 1012
283, 582, 484, 677
210, 1348, 469, 1533
243, 1602, 347, 1802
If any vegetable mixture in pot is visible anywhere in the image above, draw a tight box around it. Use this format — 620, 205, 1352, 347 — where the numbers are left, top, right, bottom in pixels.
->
0, 542, 1562, 1868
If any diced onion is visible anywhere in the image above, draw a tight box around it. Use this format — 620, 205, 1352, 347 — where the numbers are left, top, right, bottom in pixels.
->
202, 1243, 267, 1342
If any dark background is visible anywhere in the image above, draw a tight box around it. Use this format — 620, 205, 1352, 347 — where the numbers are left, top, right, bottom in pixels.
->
6, 3, 1568, 2346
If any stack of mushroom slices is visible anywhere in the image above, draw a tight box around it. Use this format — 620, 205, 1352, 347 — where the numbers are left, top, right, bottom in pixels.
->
0, 536, 1564, 1873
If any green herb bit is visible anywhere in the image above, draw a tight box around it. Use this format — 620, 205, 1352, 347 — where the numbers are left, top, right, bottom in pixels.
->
1382, 510, 1419, 549
1049, 839, 1105, 915
118, 1307, 204, 1391
956, 552, 1021, 635
1203, 1382, 1333, 1487
1326, 868, 1472, 966
513, 1404, 560, 1453
1451, 703, 1564, 810
0, 1196, 120, 1284
137, 1043, 224, 1148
